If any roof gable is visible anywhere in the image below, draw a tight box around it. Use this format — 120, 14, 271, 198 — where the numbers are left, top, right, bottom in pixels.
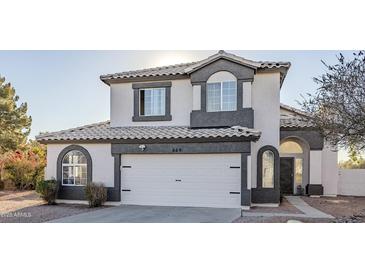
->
184, 50, 260, 74
100, 51, 291, 85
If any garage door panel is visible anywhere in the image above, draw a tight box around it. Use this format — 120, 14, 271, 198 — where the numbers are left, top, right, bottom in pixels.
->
121, 154, 241, 208
122, 167, 240, 177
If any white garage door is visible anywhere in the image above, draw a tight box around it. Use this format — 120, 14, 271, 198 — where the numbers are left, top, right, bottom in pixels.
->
121, 154, 241, 208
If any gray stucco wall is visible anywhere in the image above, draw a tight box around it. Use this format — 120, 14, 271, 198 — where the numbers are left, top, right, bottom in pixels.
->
280, 129, 324, 150
190, 108, 254, 128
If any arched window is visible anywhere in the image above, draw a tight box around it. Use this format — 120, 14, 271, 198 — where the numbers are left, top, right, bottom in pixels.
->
62, 150, 88, 186
280, 141, 303, 154
257, 145, 279, 190
262, 150, 274, 188
206, 71, 237, 112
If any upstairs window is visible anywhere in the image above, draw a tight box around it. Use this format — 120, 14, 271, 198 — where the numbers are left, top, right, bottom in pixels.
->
140, 88, 166, 116
207, 81, 237, 112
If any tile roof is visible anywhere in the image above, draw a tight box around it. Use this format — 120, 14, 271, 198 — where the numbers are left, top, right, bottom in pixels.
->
100, 50, 291, 82
280, 116, 314, 128
280, 104, 314, 128
36, 122, 261, 143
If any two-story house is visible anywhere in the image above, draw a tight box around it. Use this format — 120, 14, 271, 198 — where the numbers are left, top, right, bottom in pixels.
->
36, 51, 339, 209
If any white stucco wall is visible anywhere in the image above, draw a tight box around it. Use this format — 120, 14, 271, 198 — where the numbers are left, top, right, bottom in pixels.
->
309, 150, 322, 186
338, 169, 365, 196
321, 145, 339, 196
250, 72, 281, 188
45, 143, 114, 187
110, 79, 193, 127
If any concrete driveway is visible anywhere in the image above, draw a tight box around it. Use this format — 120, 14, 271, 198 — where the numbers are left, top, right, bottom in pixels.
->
49, 205, 241, 223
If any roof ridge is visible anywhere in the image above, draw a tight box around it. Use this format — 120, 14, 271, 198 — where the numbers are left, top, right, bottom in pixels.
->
280, 103, 309, 117
100, 61, 198, 79
36, 120, 110, 138
100, 51, 291, 82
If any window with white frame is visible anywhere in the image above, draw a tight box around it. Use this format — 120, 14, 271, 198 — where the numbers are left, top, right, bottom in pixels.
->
206, 81, 237, 112
62, 150, 87, 186
139, 88, 166, 116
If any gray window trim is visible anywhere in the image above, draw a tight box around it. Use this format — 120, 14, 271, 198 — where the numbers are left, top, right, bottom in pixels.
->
188, 59, 255, 128
252, 145, 280, 204
56, 145, 92, 200
132, 81, 172, 122
256, 145, 280, 189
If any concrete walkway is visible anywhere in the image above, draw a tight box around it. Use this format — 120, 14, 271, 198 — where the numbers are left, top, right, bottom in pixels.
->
241, 196, 334, 219
49, 205, 242, 223
285, 196, 334, 219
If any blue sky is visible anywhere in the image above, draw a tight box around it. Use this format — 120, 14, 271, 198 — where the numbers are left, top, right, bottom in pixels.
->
0, 50, 354, 159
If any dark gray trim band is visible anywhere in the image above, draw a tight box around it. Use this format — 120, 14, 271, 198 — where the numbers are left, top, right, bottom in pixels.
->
56, 145, 93, 201
190, 108, 254, 128
111, 141, 251, 154
200, 82, 207, 112
108, 154, 121, 202
306, 184, 323, 196
132, 115, 172, 122
280, 130, 324, 150
237, 80, 244, 110
132, 82, 172, 122
241, 153, 251, 206
132, 81, 172, 89
252, 145, 280, 204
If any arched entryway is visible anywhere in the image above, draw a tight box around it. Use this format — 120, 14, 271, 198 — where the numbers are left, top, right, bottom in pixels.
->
279, 137, 310, 195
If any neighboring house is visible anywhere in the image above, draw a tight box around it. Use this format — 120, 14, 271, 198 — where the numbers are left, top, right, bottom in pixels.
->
36, 51, 339, 209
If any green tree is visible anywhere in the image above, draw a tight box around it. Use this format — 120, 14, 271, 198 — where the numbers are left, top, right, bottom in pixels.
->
0, 76, 32, 183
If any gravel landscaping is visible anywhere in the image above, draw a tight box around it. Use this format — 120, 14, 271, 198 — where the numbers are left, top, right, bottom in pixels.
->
0, 190, 105, 223
302, 196, 365, 223
235, 196, 365, 223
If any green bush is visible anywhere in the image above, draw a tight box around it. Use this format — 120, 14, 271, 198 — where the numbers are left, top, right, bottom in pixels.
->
36, 179, 58, 205
85, 182, 107, 207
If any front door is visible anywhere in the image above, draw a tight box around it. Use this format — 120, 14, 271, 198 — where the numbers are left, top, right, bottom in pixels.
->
280, 157, 294, 195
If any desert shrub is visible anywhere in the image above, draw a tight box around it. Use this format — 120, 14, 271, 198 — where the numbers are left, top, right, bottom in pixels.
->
36, 179, 58, 205
85, 182, 107, 207
0, 180, 4, 190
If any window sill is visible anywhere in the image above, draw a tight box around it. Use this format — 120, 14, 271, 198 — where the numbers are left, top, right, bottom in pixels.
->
132, 115, 172, 122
